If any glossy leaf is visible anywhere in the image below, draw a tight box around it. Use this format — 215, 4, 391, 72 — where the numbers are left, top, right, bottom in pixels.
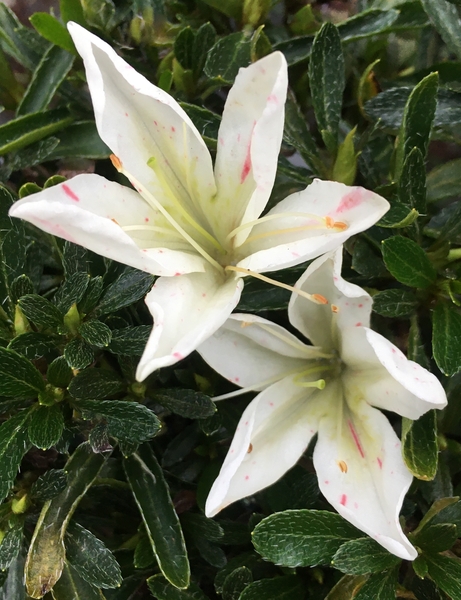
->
51, 562, 106, 600
372, 288, 418, 318
68, 369, 124, 399
432, 304, 461, 375
147, 575, 209, 600
0, 346, 45, 396
153, 389, 216, 419
332, 538, 400, 575
425, 553, 461, 600
0, 411, 31, 503
420, 0, 461, 61
94, 269, 154, 316
381, 236, 437, 289
28, 404, 64, 450
239, 576, 305, 600
402, 410, 438, 480
354, 568, 398, 600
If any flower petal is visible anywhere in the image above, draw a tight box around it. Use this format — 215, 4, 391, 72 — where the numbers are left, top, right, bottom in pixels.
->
197, 313, 319, 391
135, 270, 243, 381
239, 180, 389, 273
314, 397, 417, 560
288, 249, 372, 348
9, 174, 206, 276
206, 376, 324, 517
68, 23, 216, 231
341, 327, 447, 419
212, 52, 287, 245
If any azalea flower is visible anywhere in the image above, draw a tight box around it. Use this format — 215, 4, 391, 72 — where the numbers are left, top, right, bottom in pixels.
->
9, 24, 389, 381
197, 248, 447, 560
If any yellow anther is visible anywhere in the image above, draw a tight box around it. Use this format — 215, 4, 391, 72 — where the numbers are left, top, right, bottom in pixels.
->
331, 304, 339, 313
110, 154, 122, 171
338, 460, 348, 473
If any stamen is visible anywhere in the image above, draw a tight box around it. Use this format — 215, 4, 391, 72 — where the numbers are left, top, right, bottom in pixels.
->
225, 266, 329, 305
110, 155, 224, 273
254, 322, 332, 358
242, 222, 348, 246
296, 378, 326, 389
338, 460, 348, 473
227, 211, 331, 242
122, 224, 183, 239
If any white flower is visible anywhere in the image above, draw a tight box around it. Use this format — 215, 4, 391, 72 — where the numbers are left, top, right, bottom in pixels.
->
9, 24, 389, 381
197, 248, 447, 560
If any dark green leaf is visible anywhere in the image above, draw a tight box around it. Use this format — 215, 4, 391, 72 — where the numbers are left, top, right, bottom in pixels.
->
64, 338, 94, 370
427, 159, 461, 202
372, 289, 418, 318
28, 404, 64, 450
180, 104, 220, 148
222, 566, 252, 600
29, 13, 75, 54
398, 147, 426, 213
204, 32, 252, 83
78, 276, 104, 314
79, 320, 112, 347
425, 553, 461, 600
63, 242, 88, 277
239, 576, 305, 600
0, 346, 44, 396
124, 444, 190, 589
154, 389, 216, 419
395, 72, 438, 180
331, 538, 401, 575
94, 269, 154, 316
192, 23, 216, 78
65, 521, 122, 589
413, 522, 458, 552
46, 121, 110, 160
17, 45, 74, 115
308, 23, 344, 153
8, 332, 56, 360
0, 108, 73, 155
0, 523, 22, 571
134, 531, 155, 569
283, 95, 322, 174
420, 0, 461, 61
51, 562, 106, 600
80, 0, 116, 31
54, 272, 90, 315
354, 568, 398, 600
78, 399, 160, 443
147, 574, 209, 599
432, 304, 461, 375
0, 3, 46, 69
18, 294, 63, 329
47, 356, 73, 388
0, 411, 31, 503
31, 469, 68, 501
402, 410, 438, 480
436, 201, 461, 242
381, 236, 436, 288
252, 510, 361, 567
108, 325, 150, 356
69, 369, 124, 399
10, 274, 34, 303
60, 0, 87, 25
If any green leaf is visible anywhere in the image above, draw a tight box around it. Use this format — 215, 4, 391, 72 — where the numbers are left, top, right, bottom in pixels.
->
308, 22, 344, 153
331, 538, 401, 575
18, 294, 64, 329
47, 357, 73, 389
420, 0, 461, 61
425, 553, 461, 600
283, 95, 323, 175
77, 399, 161, 443
28, 404, 64, 450
31, 469, 68, 501
60, 0, 87, 25
175, 23, 215, 79
221, 566, 252, 600
154, 389, 216, 419
381, 236, 437, 289
51, 562, 106, 600
432, 304, 461, 375
108, 325, 150, 356
402, 410, 438, 480
0, 108, 73, 155
64, 338, 94, 370
239, 576, 305, 600
332, 127, 357, 185
54, 272, 90, 315
0, 522, 22, 571
79, 320, 112, 348
0, 346, 45, 396
80, 0, 116, 31
0, 411, 31, 502
204, 32, 252, 83
78, 276, 104, 314
62, 242, 88, 277
69, 369, 124, 399
274, 9, 399, 66
124, 444, 190, 589
46, 121, 110, 160
17, 45, 74, 115
10, 274, 34, 303
25, 443, 109, 598
398, 147, 426, 213
427, 158, 461, 202
412, 522, 458, 552
394, 72, 438, 180
29, 13, 76, 54
65, 521, 122, 589
147, 574, 209, 600
200, 0, 242, 20
94, 269, 154, 316
372, 288, 418, 318
0, 3, 46, 69
354, 568, 398, 600
8, 333, 56, 361
252, 510, 361, 567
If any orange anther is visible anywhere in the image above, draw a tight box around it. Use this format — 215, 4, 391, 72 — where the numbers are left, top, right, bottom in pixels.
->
325, 216, 335, 228
247, 443, 253, 454
111, 218, 120, 226
110, 154, 122, 171
312, 293, 328, 305
338, 460, 348, 473
331, 304, 339, 313
333, 221, 348, 231
240, 321, 253, 328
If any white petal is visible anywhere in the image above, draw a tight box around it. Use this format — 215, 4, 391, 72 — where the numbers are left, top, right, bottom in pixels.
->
239, 180, 389, 273
68, 23, 217, 232
206, 376, 324, 517
197, 313, 319, 391
341, 328, 447, 419
288, 249, 372, 349
314, 397, 417, 560
212, 52, 287, 245
9, 174, 206, 276
135, 270, 243, 381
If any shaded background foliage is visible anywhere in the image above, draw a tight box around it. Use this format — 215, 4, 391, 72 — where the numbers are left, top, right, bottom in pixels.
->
1, 0, 461, 598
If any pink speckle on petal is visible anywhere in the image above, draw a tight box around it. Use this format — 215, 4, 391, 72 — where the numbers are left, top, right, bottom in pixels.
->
125, 112, 129, 117
240, 143, 252, 183
269, 402, 274, 407
348, 420, 365, 458
171, 126, 175, 132
355, 322, 362, 327
234, 377, 240, 383
358, 304, 363, 308
245, 475, 250, 481
174, 272, 181, 276
324, 480, 329, 485
335, 189, 363, 214
267, 93, 278, 104
377, 457, 383, 469
173, 352, 183, 360
62, 184, 79, 202
354, 502, 359, 509
145, 217, 149, 222
245, 421, 249, 426
340, 494, 347, 506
